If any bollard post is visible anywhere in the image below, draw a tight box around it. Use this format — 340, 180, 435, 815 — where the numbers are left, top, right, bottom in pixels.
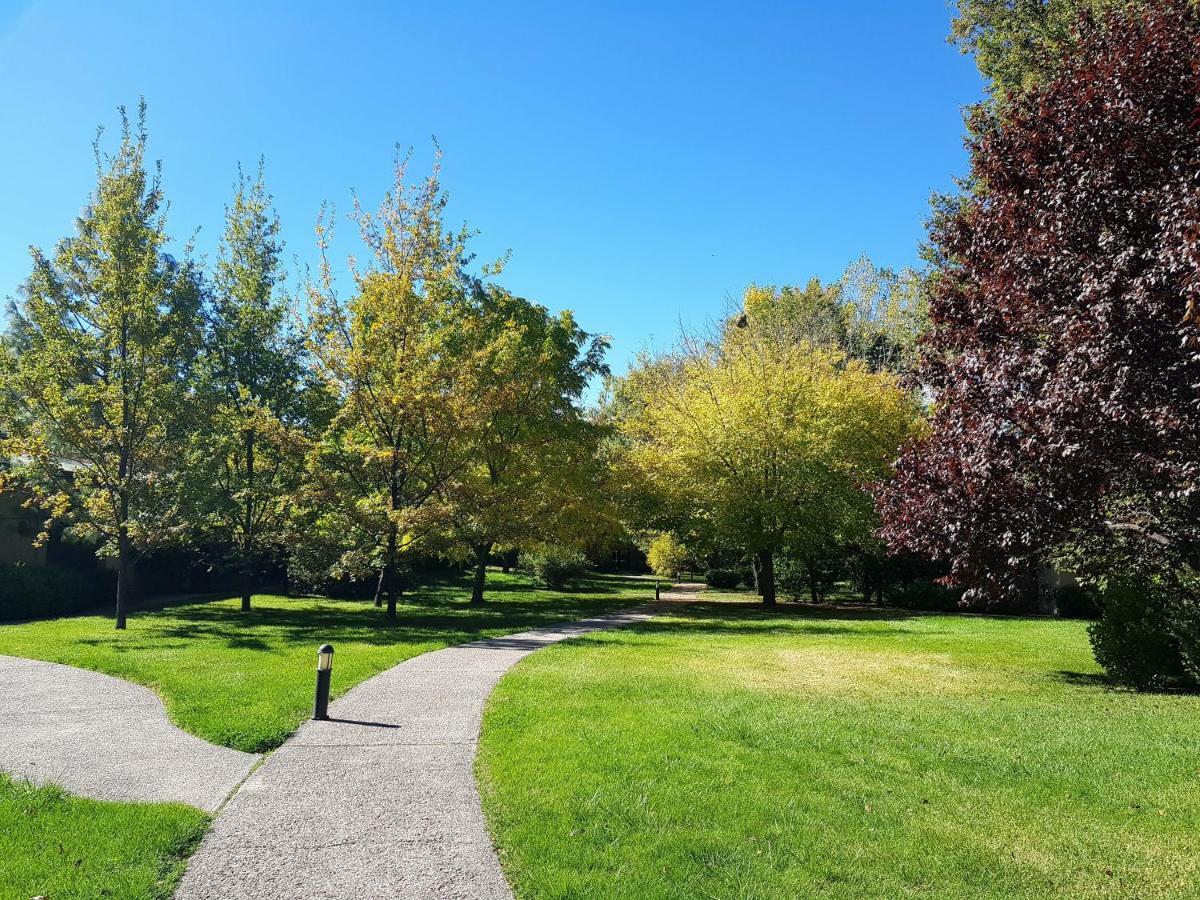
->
655, 581, 660, 601
314, 643, 334, 720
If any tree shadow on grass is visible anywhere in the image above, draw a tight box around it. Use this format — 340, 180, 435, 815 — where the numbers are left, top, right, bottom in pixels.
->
1056, 671, 1117, 690
73, 587, 646, 655
620, 601, 938, 640
1055, 670, 1200, 696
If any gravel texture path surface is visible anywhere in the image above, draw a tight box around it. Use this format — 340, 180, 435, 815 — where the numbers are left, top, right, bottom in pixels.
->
175, 605, 661, 899
0, 654, 260, 813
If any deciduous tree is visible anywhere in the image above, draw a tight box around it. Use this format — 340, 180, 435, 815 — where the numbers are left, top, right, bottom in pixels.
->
0, 104, 202, 628
877, 2, 1200, 605
185, 164, 311, 611
950, 0, 1138, 98
619, 324, 921, 605
305, 151, 477, 617
442, 285, 608, 605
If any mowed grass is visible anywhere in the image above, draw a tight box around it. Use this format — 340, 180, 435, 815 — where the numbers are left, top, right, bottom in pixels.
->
478, 602, 1200, 899
0, 570, 647, 752
0, 774, 207, 900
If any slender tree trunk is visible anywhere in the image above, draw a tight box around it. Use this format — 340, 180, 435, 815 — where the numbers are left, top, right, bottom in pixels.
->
470, 541, 493, 606
385, 522, 398, 619
750, 554, 762, 596
757, 550, 776, 607
806, 558, 819, 604
115, 520, 130, 630
385, 454, 400, 619
241, 428, 255, 612
116, 311, 131, 630
373, 567, 385, 607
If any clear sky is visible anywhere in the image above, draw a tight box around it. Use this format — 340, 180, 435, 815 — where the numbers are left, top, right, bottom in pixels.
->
0, 0, 981, 377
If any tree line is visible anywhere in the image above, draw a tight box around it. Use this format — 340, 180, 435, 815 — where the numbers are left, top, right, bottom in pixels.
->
0, 104, 608, 628
4, 0, 1197, 696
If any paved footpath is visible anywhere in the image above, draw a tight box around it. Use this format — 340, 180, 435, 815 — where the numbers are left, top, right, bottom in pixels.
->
175, 604, 664, 900
0, 655, 259, 813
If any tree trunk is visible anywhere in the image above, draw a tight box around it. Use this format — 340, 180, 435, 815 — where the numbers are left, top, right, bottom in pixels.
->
750, 554, 762, 596
241, 428, 255, 612
385, 454, 399, 619
806, 558, 819, 604
115, 523, 130, 630
373, 567, 385, 608
116, 311, 131, 630
385, 522, 398, 619
757, 550, 776, 607
470, 541, 493, 606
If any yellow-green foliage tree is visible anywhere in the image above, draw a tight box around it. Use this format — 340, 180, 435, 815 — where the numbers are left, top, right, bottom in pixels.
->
442, 284, 609, 605
304, 151, 479, 618
619, 323, 922, 605
739, 256, 925, 375
0, 104, 202, 629
184, 164, 314, 612
646, 532, 688, 580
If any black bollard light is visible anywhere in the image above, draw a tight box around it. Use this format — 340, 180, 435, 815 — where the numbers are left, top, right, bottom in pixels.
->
313, 643, 334, 720
655, 581, 660, 601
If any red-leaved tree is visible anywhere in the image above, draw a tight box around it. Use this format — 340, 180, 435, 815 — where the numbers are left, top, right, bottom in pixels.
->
876, 0, 1200, 604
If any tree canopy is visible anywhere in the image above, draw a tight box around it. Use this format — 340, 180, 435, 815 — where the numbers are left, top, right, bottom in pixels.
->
950, 0, 1140, 98
877, 0, 1200, 604
0, 104, 202, 628
617, 321, 921, 605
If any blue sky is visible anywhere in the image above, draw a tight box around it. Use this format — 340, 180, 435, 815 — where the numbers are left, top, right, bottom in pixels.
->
0, 1, 981, 377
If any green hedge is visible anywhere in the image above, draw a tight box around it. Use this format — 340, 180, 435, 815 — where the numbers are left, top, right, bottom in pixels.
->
886, 580, 963, 612
704, 568, 742, 589
0, 563, 109, 622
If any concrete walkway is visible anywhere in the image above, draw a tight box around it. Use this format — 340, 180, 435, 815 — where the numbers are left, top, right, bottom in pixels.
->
0, 655, 259, 813
175, 605, 660, 899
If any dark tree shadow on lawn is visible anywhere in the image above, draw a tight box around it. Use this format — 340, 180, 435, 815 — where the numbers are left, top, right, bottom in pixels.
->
1056, 671, 1117, 690
76, 584, 647, 654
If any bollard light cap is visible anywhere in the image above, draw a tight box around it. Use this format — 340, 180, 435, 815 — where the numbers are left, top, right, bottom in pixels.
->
317, 644, 335, 671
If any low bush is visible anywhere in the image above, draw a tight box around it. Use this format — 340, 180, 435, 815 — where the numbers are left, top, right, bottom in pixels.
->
1089, 576, 1188, 691
887, 580, 962, 612
0, 562, 109, 621
1051, 582, 1101, 619
523, 547, 589, 590
1172, 586, 1200, 685
775, 552, 843, 602
705, 568, 742, 590
646, 534, 688, 580
774, 557, 806, 600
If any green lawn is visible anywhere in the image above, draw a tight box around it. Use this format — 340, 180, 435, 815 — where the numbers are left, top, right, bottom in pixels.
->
0, 774, 207, 900
478, 601, 1200, 899
0, 570, 647, 752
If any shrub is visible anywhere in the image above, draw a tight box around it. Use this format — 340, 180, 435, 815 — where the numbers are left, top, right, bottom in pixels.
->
1171, 586, 1200, 686
0, 562, 108, 621
705, 568, 742, 590
646, 534, 687, 580
522, 547, 589, 590
774, 557, 806, 600
776, 553, 843, 602
887, 580, 963, 612
1051, 582, 1101, 619
1089, 576, 1188, 691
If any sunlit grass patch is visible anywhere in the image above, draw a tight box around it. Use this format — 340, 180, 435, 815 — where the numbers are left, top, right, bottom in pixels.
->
0, 775, 207, 899
479, 602, 1200, 899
